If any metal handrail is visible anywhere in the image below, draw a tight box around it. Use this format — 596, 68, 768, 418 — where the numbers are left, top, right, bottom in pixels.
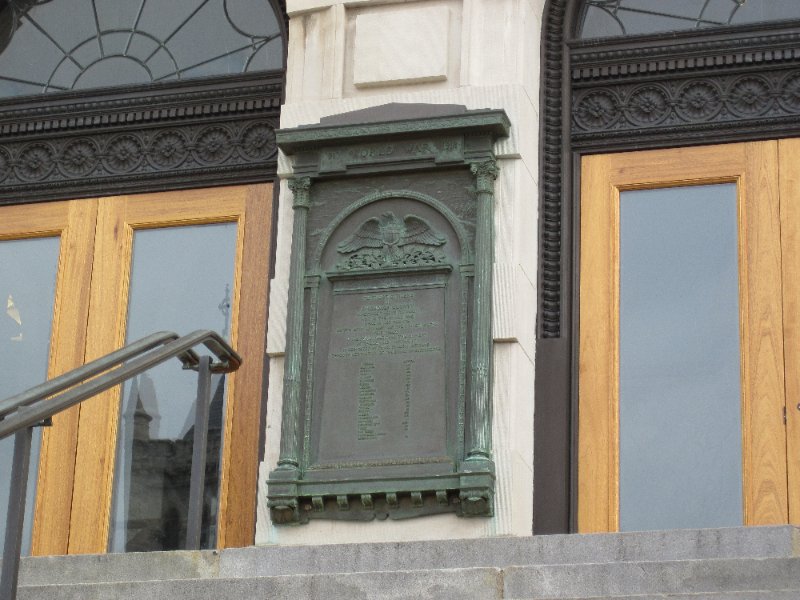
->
0, 329, 242, 600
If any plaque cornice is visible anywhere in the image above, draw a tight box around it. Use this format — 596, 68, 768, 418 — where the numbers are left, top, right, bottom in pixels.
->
276, 110, 510, 154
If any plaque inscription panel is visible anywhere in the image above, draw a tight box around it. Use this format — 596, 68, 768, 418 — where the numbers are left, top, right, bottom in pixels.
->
315, 278, 448, 466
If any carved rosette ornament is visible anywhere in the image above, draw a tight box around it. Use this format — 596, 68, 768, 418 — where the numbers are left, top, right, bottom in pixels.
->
16, 143, 55, 181
268, 106, 509, 524
0, 149, 10, 183
60, 139, 99, 177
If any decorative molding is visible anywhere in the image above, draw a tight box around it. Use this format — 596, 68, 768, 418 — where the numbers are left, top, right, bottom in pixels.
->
0, 74, 283, 133
572, 45, 800, 83
276, 110, 511, 153
571, 26, 800, 78
573, 69, 800, 137
539, 0, 568, 339
0, 118, 279, 202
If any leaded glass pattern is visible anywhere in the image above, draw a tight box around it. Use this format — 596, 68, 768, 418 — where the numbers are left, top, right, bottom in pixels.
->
579, 0, 800, 39
0, 0, 284, 99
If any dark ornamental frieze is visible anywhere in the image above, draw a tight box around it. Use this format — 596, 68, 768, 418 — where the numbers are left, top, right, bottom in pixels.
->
0, 119, 278, 200
571, 35, 800, 84
573, 70, 800, 136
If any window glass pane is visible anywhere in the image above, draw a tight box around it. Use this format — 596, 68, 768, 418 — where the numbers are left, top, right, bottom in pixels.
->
619, 183, 743, 531
0, 236, 61, 556
579, 0, 800, 39
108, 222, 237, 552
0, 0, 284, 99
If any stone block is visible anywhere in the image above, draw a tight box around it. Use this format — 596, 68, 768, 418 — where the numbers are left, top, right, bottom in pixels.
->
19, 568, 504, 600
353, 6, 450, 88
503, 557, 800, 599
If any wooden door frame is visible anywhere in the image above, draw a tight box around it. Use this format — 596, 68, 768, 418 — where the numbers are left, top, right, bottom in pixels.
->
0, 1, 287, 552
535, 0, 800, 534
577, 142, 791, 532
24, 186, 273, 555
0, 200, 97, 556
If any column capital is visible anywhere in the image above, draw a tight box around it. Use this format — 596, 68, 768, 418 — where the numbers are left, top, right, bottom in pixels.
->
470, 160, 500, 194
288, 176, 312, 208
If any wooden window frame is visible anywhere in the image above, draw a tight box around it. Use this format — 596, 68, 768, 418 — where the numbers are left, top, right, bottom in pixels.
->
0, 1, 288, 553
1, 186, 272, 555
577, 142, 799, 532
535, 0, 800, 534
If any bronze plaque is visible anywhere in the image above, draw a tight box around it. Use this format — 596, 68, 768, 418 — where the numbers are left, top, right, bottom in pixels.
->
268, 106, 508, 522
316, 279, 448, 465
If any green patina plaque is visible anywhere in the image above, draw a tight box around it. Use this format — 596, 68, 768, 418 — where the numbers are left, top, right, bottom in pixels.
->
268, 104, 510, 524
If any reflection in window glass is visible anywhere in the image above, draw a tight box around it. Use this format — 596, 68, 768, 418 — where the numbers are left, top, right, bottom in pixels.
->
0, 0, 284, 98
619, 184, 743, 531
109, 222, 237, 552
0, 236, 60, 556
579, 0, 800, 39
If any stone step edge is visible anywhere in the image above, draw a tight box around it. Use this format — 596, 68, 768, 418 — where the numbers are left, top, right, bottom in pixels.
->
15, 526, 800, 587
18, 557, 800, 589
531, 591, 800, 600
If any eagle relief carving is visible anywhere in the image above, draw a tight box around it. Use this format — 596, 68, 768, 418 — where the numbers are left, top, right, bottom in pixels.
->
335, 211, 447, 271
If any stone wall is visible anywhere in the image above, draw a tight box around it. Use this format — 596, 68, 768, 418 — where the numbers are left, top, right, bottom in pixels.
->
257, 0, 544, 545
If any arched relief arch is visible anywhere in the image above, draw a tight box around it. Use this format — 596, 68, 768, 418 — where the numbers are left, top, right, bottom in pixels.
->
311, 189, 471, 270
534, 0, 800, 534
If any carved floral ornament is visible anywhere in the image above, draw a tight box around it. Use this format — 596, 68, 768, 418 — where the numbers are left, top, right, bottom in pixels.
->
0, 121, 277, 184
573, 71, 800, 133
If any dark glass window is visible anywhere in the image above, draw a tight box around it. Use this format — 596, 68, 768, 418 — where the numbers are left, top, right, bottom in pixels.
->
0, 0, 284, 98
579, 0, 800, 39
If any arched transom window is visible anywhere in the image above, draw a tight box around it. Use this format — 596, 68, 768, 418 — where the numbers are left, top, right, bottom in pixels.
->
580, 0, 800, 38
0, 0, 284, 98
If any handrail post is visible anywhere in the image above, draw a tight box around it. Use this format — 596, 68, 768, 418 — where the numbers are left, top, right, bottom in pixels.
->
185, 356, 212, 550
1, 427, 33, 600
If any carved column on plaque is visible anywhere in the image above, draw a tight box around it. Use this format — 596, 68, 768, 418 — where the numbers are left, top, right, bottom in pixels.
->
277, 176, 312, 471
468, 159, 499, 461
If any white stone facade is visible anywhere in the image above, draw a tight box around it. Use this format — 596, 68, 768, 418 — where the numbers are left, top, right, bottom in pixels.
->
257, 0, 544, 545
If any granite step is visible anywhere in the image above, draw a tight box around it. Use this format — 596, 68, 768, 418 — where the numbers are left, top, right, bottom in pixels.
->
532, 593, 800, 600
14, 526, 800, 586
502, 557, 800, 598
15, 558, 800, 600
11, 527, 800, 599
